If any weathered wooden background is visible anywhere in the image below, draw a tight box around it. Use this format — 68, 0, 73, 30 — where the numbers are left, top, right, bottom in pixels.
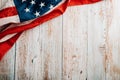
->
0, 0, 120, 80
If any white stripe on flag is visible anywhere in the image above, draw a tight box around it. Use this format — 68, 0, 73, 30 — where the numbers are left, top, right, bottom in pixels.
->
0, 0, 15, 10
0, 15, 20, 26
0, 33, 17, 42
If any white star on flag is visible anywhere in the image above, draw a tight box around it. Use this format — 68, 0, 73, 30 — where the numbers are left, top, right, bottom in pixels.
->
24, 8, 30, 12
39, 2, 45, 8
30, 0, 35, 5
22, 0, 26, 2
49, 5, 54, 9
34, 11, 40, 17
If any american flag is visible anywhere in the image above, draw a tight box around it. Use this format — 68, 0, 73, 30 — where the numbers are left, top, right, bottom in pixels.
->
0, 0, 101, 60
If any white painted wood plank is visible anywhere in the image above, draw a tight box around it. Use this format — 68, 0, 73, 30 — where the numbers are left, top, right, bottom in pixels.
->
87, 1, 106, 80
0, 0, 15, 80
106, 0, 120, 80
15, 16, 63, 80
63, 6, 88, 80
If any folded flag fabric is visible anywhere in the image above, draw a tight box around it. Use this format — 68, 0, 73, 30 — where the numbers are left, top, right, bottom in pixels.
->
0, 0, 102, 60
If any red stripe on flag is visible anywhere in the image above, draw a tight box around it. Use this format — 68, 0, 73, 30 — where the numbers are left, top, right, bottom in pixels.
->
0, 7, 18, 18
68, 0, 102, 6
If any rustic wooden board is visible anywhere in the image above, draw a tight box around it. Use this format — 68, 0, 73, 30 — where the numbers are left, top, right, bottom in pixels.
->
1, 0, 120, 80
63, 6, 88, 80
15, 16, 63, 80
106, 0, 120, 80
87, 2, 106, 80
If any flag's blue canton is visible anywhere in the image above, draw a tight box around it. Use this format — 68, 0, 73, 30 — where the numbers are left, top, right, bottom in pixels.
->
13, 0, 62, 22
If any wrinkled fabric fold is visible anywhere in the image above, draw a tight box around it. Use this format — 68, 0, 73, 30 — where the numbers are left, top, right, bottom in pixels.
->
0, 0, 102, 60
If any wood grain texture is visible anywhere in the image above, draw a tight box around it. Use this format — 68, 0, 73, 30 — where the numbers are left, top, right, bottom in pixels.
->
15, 16, 62, 80
87, 2, 106, 80
105, 0, 120, 80
1, 0, 120, 80
63, 6, 88, 80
